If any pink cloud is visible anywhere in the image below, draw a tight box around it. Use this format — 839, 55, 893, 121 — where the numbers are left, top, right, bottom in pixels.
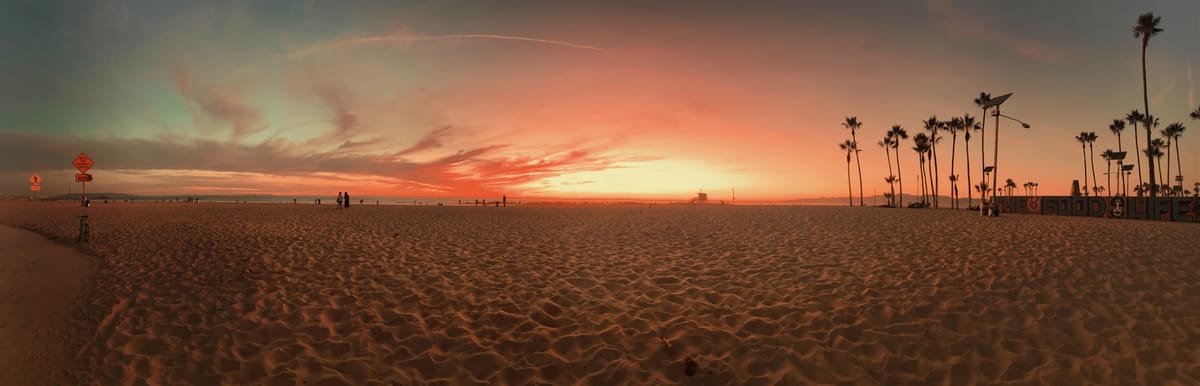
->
193, 90, 267, 145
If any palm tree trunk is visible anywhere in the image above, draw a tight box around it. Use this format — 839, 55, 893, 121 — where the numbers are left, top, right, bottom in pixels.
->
1089, 143, 1099, 195
1132, 122, 1144, 189
1160, 154, 1166, 192
966, 136, 973, 208
846, 156, 853, 207
895, 147, 904, 208
926, 153, 935, 206
884, 146, 894, 207
980, 108, 987, 207
1165, 139, 1172, 194
1143, 44, 1156, 197
1117, 131, 1125, 196
852, 133, 864, 207
1084, 143, 1094, 194
1157, 153, 1165, 189
1175, 139, 1183, 189
921, 156, 928, 205
1107, 160, 1113, 198
950, 132, 958, 209
931, 139, 939, 208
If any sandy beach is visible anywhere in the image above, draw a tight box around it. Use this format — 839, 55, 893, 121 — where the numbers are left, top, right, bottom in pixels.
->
1, 201, 1198, 385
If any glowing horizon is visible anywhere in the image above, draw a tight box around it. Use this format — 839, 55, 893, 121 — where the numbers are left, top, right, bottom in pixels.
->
2, 1, 1198, 201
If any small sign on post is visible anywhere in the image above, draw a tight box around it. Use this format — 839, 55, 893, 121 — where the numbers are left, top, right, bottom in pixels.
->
30, 185, 41, 191
73, 152, 94, 206
30, 173, 42, 185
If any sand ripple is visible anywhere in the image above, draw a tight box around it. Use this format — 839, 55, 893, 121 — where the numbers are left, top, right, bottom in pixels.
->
2, 202, 1200, 384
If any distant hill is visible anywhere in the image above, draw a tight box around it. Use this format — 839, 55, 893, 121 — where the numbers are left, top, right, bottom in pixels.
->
48, 193, 140, 200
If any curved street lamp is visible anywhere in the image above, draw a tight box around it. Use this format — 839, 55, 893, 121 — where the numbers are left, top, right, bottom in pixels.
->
980, 93, 1032, 216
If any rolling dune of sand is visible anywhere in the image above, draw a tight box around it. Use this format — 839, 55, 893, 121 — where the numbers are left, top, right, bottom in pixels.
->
1, 201, 1198, 385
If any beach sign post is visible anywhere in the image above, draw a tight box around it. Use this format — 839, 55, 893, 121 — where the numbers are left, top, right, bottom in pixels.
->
30, 173, 42, 199
73, 153, 94, 207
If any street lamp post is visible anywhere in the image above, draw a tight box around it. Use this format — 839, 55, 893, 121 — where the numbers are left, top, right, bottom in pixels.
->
1112, 151, 1128, 196
978, 93, 1031, 217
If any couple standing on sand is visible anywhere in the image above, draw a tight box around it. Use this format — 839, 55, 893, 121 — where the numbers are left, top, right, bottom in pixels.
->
336, 192, 351, 209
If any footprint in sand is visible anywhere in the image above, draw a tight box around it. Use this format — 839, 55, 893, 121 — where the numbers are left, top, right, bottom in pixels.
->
684, 355, 699, 376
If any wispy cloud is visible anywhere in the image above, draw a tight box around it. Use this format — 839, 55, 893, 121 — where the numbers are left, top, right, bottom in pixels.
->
287, 32, 608, 59
1189, 62, 1195, 109
193, 90, 267, 145
394, 125, 452, 159
925, 0, 1063, 64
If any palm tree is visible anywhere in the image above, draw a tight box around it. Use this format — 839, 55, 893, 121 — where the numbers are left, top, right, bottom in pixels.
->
1164, 122, 1185, 190
1076, 132, 1090, 196
974, 93, 992, 192
1085, 131, 1100, 196
1159, 125, 1173, 191
1109, 119, 1126, 194
946, 116, 963, 209
889, 125, 909, 207
839, 140, 856, 206
879, 135, 896, 207
843, 117, 865, 206
1102, 149, 1117, 197
1126, 110, 1146, 188
1005, 179, 1017, 198
1192, 106, 1200, 120
913, 133, 930, 206
1145, 116, 1161, 190
922, 116, 942, 207
883, 176, 898, 207
1134, 12, 1163, 197
1148, 138, 1166, 193
963, 114, 979, 209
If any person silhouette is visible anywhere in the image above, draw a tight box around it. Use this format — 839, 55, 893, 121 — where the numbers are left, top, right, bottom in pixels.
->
503, 194, 507, 207
337, 192, 343, 209
344, 192, 351, 208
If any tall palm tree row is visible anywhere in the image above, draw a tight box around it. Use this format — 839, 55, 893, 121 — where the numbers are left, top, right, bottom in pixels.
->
962, 114, 979, 209
839, 140, 857, 206
922, 116, 942, 208
1076, 132, 1090, 195
1005, 179, 1017, 198
1126, 110, 1146, 188
843, 117, 865, 206
1085, 131, 1100, 196
1134, 12, 1163, 197
889, 125, 909, 207
913, 133, 931, 206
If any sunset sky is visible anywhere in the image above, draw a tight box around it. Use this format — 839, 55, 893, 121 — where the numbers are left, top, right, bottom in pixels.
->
2, 0, 1198, 201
